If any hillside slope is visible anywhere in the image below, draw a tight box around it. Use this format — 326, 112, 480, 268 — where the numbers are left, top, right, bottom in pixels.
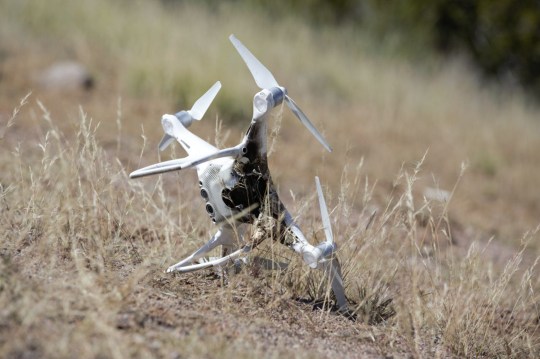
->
1, 1, 539, 358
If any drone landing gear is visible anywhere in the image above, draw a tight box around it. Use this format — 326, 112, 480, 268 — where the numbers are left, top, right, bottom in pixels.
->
166, 207, 348, 311
166, 225, 247, 274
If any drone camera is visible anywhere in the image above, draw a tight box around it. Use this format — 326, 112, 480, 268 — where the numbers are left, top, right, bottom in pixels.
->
200, 188, 209, 199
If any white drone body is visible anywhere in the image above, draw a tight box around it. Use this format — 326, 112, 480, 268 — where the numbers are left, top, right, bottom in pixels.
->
130, 35, 347, 311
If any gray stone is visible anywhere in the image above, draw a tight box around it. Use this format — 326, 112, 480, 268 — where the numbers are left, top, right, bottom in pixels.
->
37, 61, 94, 90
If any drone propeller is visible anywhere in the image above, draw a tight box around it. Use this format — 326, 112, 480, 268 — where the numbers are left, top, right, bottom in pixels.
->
229, 35, 332, 152
159, 81, 222, 151
188, 81, 222, 121
315, 176, 333, 244
315, 176, 347, 310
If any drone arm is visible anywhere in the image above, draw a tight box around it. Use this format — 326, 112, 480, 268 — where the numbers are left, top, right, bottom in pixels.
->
161, 113, 220, 155
285, 222, 335, 269
129, 143, 246, 179
186, 143, 246, 168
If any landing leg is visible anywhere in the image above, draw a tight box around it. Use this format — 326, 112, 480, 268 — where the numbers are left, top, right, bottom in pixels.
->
166, 225, 239, 273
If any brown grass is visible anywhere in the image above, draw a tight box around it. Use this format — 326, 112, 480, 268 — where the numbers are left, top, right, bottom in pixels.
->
1, 1, 539, 358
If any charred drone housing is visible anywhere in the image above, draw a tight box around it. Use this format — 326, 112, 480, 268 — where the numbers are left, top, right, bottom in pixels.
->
128, 35, 348, 312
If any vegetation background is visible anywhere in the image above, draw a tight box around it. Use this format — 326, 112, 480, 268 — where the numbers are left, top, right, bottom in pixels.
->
0, 0, 539, 358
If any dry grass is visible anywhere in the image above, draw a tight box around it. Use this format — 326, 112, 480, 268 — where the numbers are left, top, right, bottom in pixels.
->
1, 0, 540, 358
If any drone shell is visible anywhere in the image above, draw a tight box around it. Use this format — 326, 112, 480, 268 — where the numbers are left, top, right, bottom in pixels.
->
197, 157, 238, 223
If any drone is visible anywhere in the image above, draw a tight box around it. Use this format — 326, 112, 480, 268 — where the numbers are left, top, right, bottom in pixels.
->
130, 35, 347, 311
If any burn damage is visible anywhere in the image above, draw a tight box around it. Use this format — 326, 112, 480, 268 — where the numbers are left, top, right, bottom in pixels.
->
221, 157, 285, 220
220, 165, 296, 248
221, 121, 291, 246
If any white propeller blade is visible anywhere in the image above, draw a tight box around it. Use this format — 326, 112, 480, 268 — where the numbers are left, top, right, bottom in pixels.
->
315, 176, 333, 244
188, 81, 222, 120
229, 35, 279, 89
229, 34, 332, 152
159, 81, 221, 151
285, 97, 332, 152
315, 177, 347, 309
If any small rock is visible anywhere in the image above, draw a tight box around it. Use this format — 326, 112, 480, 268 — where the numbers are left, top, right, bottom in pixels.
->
423, 187, 450, 202
37, 61, 94, 91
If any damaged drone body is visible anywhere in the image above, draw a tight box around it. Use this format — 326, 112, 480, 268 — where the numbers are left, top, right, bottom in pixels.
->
130, 35, 347, 310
